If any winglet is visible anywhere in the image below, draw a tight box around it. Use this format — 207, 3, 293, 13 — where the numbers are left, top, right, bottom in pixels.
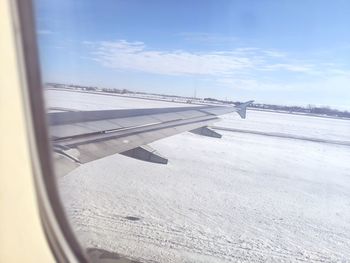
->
236, 100, 254, 119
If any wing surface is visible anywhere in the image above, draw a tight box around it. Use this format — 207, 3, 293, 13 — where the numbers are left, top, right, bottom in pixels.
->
49, 102, 253, 176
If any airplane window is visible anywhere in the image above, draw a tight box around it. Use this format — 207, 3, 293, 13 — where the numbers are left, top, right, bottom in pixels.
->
27, 0, 350, 261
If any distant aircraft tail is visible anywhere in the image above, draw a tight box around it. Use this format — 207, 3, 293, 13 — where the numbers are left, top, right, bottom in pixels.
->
236, 100, 254, 119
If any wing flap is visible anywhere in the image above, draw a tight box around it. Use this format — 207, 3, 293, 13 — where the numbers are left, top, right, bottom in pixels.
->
58, 116, 219, 163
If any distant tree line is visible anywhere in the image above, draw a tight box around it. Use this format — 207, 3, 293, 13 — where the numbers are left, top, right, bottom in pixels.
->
204, 97, 350, 118
46, 83, 350, 119
248, 103, 350, 118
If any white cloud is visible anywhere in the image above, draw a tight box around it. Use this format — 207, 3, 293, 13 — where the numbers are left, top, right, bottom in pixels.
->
85, 40, 327, 77
84, 39, 350, 101
262, 63, 314, 73
89, 40, 259, 76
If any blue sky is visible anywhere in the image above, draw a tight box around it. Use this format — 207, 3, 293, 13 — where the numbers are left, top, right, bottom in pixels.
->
35, 0, 350, 109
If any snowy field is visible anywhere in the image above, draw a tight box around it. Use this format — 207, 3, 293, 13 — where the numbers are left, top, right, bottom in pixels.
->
46, 89, 195, 111
46, 90, 350, 262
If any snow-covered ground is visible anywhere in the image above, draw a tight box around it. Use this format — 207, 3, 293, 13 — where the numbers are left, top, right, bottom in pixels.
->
45, 89, 195, 111
47, 90, 350, 262
219, 110, 350, 143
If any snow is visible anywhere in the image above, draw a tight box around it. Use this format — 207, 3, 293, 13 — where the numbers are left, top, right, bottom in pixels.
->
45, 89, 194, 111
218, 110, 350, 142
47, 90, 350, 262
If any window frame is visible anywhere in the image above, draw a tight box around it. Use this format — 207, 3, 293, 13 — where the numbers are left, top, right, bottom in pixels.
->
12, 0, 87, 261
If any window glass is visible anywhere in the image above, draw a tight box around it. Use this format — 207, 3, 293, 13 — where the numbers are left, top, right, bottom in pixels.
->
33, 1, 350, 262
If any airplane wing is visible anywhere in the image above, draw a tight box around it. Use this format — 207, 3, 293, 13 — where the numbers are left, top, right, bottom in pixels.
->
49, 101, 254, 176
